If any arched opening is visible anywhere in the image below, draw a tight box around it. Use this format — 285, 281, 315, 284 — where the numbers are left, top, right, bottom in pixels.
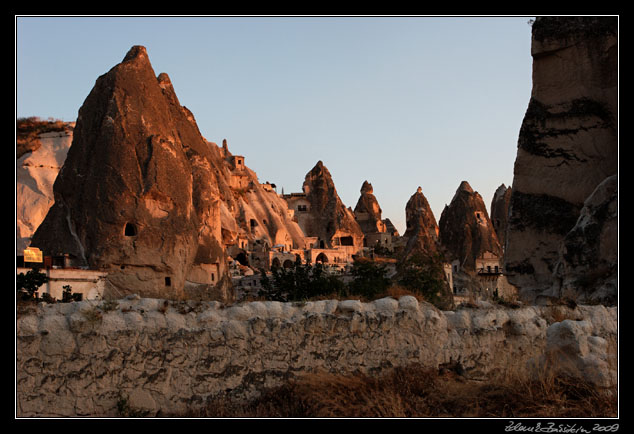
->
124, 222, 137, 237
283, 259, 294, 269
271, 257, 281, 269
316, 252, 328, 264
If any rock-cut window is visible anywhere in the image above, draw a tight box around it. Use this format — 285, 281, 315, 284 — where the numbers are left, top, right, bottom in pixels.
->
124, 222, 137, 237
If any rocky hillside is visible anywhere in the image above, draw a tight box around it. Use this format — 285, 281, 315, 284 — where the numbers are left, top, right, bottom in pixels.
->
16, 121, 74, 254
505, 16, 618, 303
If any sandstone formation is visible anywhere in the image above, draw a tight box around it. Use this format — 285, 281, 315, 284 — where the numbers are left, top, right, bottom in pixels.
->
30, 46, 229, 301
505, 16, 618, 302
353, 180, 386, 234
294, 161, 364, 249
439, 181, 503, 272
490, 184, 512, 249
402, 186, 440, 258
16, 126, 74, 254
212, 142, 306, 256
16, 296, 616, 416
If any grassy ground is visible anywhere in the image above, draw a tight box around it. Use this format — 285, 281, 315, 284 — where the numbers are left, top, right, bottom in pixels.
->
171, 362, 617, 418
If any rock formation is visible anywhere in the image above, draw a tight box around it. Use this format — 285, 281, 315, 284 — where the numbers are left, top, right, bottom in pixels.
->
490, 184, 512, 249
16, 124, 74, 254
353, 180, 386, 234
30, 46, 229, 301
294, 161, 364, 249
402, 186, 440, 258
212, 142, 306, 256
552, 174, 617, 304
439, 181, 503, 272
505, 17, 618, 302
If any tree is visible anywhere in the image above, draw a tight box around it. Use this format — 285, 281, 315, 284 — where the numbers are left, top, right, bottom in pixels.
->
397, 252, 452, 308
259, 258, 346, 302
346, 258, 391, 299
17, 267, 48, 300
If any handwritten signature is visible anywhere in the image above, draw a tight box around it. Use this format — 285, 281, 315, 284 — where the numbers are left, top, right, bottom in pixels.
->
505, 421, 619, 433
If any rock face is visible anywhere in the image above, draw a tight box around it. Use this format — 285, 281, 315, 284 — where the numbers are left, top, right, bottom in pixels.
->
16, 296, 616, 416
402, 187, 440, 258
552, 175, 618, 304
30, 46, 229, 300
490, 184, 512, 249
296, 161, 364, 248
439, 181, 503, 271
16, 127, 74, 254
505, 17, 618, 301
213, 143, 306, 254
353, 180, 386, 234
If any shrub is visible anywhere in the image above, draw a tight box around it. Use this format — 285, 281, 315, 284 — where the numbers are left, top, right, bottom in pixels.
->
259, 258, 346, 302
345, 258, 391, 300
16, 267, 48, 300
396, 252, 449, 307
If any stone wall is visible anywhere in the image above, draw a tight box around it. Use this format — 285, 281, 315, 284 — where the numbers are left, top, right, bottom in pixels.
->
16, 296, 617, 417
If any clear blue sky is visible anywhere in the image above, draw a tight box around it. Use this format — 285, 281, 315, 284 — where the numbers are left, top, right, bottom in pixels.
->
16, 16, 534, 235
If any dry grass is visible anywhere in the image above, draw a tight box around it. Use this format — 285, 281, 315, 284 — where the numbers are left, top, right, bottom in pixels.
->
171, 362, 617, 418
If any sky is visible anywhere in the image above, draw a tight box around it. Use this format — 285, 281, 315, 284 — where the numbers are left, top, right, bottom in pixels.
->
16, 15, 534, 235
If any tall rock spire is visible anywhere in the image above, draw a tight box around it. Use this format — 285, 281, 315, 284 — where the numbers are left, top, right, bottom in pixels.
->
439, 181, 502, 271
31, 46, 228, 300
402, 186, 440, 258
298, 161, 364, 249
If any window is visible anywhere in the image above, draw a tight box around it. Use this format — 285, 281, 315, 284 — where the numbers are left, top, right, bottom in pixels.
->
340, 236, 354, 246
211, 273, 215, 282
124, 222, 137, 237
165, 276, 171, 287
297, 205, 307, 212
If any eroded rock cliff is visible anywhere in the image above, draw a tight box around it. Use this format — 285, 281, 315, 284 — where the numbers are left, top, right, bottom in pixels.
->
505, 16, 618, 302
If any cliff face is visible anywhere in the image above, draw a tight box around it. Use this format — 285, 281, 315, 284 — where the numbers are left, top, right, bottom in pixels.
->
505, 17, 618, 301
298, 161, 364, 248
31, 46, 228, 300
439, 181, 503, 271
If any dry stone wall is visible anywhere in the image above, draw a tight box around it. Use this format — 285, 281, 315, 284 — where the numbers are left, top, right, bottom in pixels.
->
16, 295, 616, 417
